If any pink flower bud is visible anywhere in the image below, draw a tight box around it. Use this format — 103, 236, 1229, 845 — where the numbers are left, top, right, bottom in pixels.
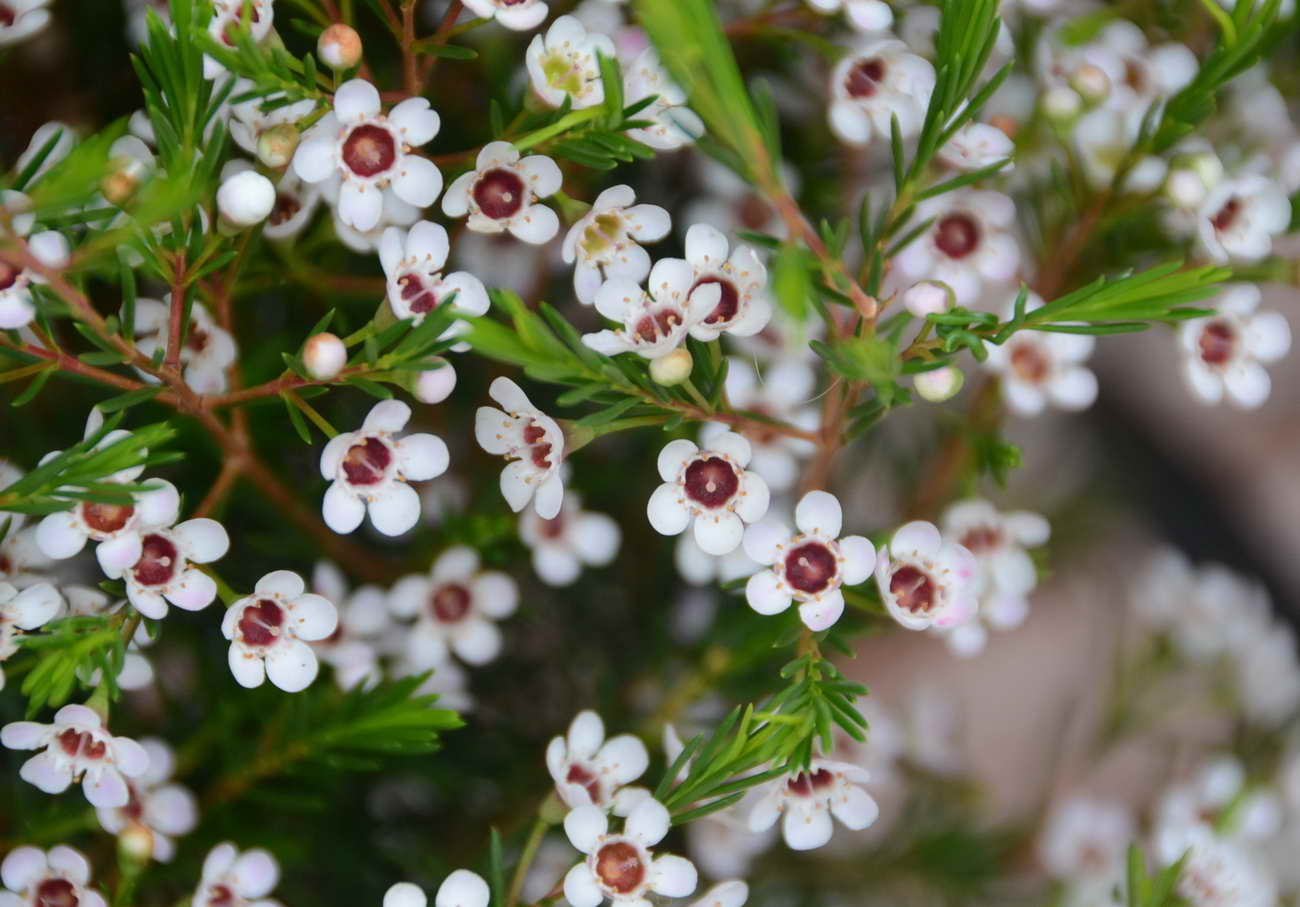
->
303, 332, 347, 379
318, 23, 362, 70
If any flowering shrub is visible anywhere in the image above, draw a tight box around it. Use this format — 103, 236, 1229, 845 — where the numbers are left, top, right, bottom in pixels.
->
0, 0, 1298, 905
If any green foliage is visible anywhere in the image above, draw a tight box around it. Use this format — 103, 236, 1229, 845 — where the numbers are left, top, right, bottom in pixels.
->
15, 616, 125, 716
1126, 844, 1187, 907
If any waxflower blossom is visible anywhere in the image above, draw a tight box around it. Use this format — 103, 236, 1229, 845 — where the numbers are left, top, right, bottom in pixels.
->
1038, 796, 1135, 880
1177, 284, 1291, 409
939, 121, 1015, 172
526, 16, 615, 109
320, 400, 450, 536
222, 569, 339, 692
1073, 108, 1168, 193
0, 192, 71, 331
461, 0, 547, 31
108, 518, 231, 620
474, 377, 566, 519
228, 81, 315, 161
647, 432, 770, 556
379, 220, 490, 328
562, 185, 671, 304
546, 710, 649, 812
983, 294, 1098, 417
1, 704, 149, 808
563, 797, 698, 906
519, 493, 620, 587
95, 737, 198, 862
293, 79, 443, 232
1195, 174, 1291, 263
133, 297, 239, 394
806, 0, 892, 32
0, 582, 61, 691
192, 843, 281, 907
748, 758, 879, 851
1155, 822, 1277, 907
0, 846, 107, 907
263, 170, 322, 241
742, 491, 875, 631
828, 39, 936, 146
441, 142, 562, 244
893, 189, 1020, 306
0, 0, 53, 47
0, 527, 52, 589
203, 0, 274, 78
389, 546, 518, 667
36, 476, 179, 576
874, 521, 978, 631
584, 263, 713, 360
674, 224, 772, 342
1154, 756, 1282, 849
310, 560, 391, 691
64, 587, 155, 692
621, 48, 704, 151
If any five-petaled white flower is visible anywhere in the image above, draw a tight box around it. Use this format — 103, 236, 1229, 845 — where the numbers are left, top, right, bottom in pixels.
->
0, 0, 53, 47
0, 582, 62, 691
983, 293, 1098, 417
202, 0, 274, 78
474, 377, 566, 520
742, 491, 875, 632
748, 758, 880, 851
264, 170, 323, 242
828, 39, 936, 147
675, 224, 772, 342
461, 0, 547, 31
546, 710, 649, 813
384, 870, 491, 907
1178, 284, 1291, 410
442, 142, 562, 244
520, 492, 620, 587
192, 843, 282, 907
310, 561, 391, 691
526, 16, 615, 109
621, 48, 704, 151
107, 518, 231, 620
222, 570, 339, 692
0, 846, 107, 907
320, 400, 450, 536
1, 704, 149, 808
562, 185, 671, 304
893, 189, 1020, 306
95, 737, 198, 863
293, 79, 443, 232
1038, 795, 1135, 881
228, 80, 316, 159
874, 521, 978, 631
807, 0, 892, 31
939, 121, 1015, 172
36, 475, 179, 577
0, 191, 71, 331
647, 432, 770, 556
133, 296, 239, 394
380, 220, 490, 329
389, 546, 518, 667
584, 262, 712, 360
564, 797, 698, 906
1195, 174, 1291, 264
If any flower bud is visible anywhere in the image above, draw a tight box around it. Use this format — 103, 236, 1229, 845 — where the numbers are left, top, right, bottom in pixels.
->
257, 122, 300, 169
1070, 63, 1110, 105
412, 359, 457, 404
1164, 168, 1208, 210
650, 348, 693, 386
901, 280, 954, 318
318, 23, 362, 70
383, 882, 427, 907
1042, 86, 1081, 122
101, 155, 150, 206
303, 332, 347, 380
217, 170, 276, 228
117, 823, 154, 864
914, 365, 964, 402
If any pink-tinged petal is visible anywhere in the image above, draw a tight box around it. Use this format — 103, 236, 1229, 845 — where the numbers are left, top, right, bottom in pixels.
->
499, 461, 536, 513
533, 473, 564, 520
1, 847, 48, 892
202, 843, 239, 881
255, 569, 306, 599
320, 433, 353, 479
392, 155, 444, 209
742, 519, 792, 565
53, 704, 102, 727
449, 617, 501, 665
567, 710, 605, 760
707, 431, 751, 467
265, 639, 320, 692
838, 536, 875, 585
231, 848, 279, 899
650, 854, 698, 899
35, 511, 87, 560
745, 569, 792, 616
111, 736, 150, 778
684, 223, 730, 269
333, 79, 381, 123
10, 583, 62, 629
363, 399, 412, 434
795, 490, 842, 539
79, 893, 108, 907
127, 586, 168, 620
625, 796, 671, 846
84, 767, 129, 807
397, 433, 450, 482
693, 510, 744, 556
389, 97, 440, 147
889, 521, 941, 558
1, 721, 48, 749
135, 480, 181, 527
647, 484, 690, 536
95, 534, 142, 576
798, 589, 844, 632
563, 805, 609, 854
434, 869, 490, 907
288, 593, 338, 641
322, 482, 366, 534
20, 752, 72, 793
440, 171, 475, 218
166, 568, 217, 612
173, 518, 230, 563
368, 482, 422, 537
507, 204, 559, 245
146, 785, 198, 835
338, 179, 383, 232
594, 734, 649, 786
229, 646, 266, 688
470, 571, 518, 619
563, 864, 603, 907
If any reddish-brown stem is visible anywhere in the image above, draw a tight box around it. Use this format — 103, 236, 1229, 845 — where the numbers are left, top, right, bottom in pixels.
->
401, 0, 420, 96
164, 254, 187, 374
0, 337, 172, 402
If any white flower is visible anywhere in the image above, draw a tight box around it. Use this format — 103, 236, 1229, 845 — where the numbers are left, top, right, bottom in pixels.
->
563, 798, 698, 906
546, 710, 649, 812
222, 570, 338, 692
15, 122, 77, 185
192, 843, 281, 907
385, 882, 427, 907
95, 737, 198, 862
0, 528, 53, 589
441, 142, 562, 244
379, 220, 490, 329
621, 48, 704, 151
806, 0, 892, 31
292, 79, 443, 232
828, 39, 936, 146
938, 121, 1015, 172
936, 499, 1049, 655
680, 157, 787, 242
332, 186, 420, 253
36, 473, 179, 576
474, 377, 566, 520
1195, 174, 1291, 263
217, 169, 276, 227
461, 0, 547, 30
1177, 284, 1290, 410
1034, 19, 1195, 113
310, 561, 391, 691
1037, 796, 1134, 880
562, 185, 671, 304
874, 521, 977, 631
1, 704, 149, 808
0, 199, 70, 330
526, 16, 615, 109
65, 587, 155, 691
1156, 823, 1277, 907
132, 296, 239, 394
385, 870, 491, 907
264, 170, 323, 241
689, 881, 750, 907
0, 846, 107, 907
893, 189, 1020, 306
748, 759, 879, 850
0, 0, 53, 46
110, 518, 231, 620
203, 0, 275, 78
228, 80, 316, 159
320, 400, 450, 536
742, 491, 875, 631
583, 264, 709, 360
389, 546, 518, 667
677, 224, 772, 341
1154, 756, 1282, 849
1073, 107, 1167, 193
674, 534, 759, 587
647, 433, 770, 556
702, 358, 817, 493
1232, 622, 1300, 727
520, 493, 620, 587
983, 294, 1098, 417
0, 582, 61, 691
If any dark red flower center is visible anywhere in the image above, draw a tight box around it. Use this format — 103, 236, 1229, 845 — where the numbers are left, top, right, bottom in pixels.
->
473, 168, 527, 220
186, 324, 211, 354
1009, 342, 1049, 384
57, 728, 106, 760
1211, 197, 1241, 232
0, 259, 18, 291
341, 124, 397, 179
398, 272, 443, 315
269, 192, 301, 226
219, 2, 262, 45
958, 525, 1002, 554
783, 541, 838, 595
522, 420, 553, 470
633, 308, 682, 344
845, 57, 886, 98
594, 841, 645, 894
565, 762, 603, 804
889, 565, 937, 614
81, 500, 135, 534
683, 456, 740, 509
133, 533, 179, 587
123, 785, 145, 821
431, 583, 471, 623
238, 598, 284, 647
207, 884, 236, 906
934, 213, 980, 258
35, 879, 78, 907
341, 437, 392, 486
786, 768, 833, 796
692, 276, 740, 325
538, 512, 566, 540
1198, 319, 1237, 367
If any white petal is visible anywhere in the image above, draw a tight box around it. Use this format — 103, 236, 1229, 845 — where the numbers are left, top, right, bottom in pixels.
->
647, 484, 690, 536
392, 156, 444, 210
265, 639, 320, 692
563, 864, 603, 907
84, 767, 130, 808
19, 752, 72, 794
255, 569, 305, 598
838, 536, 875, 585
389, 97, 441, 146
334, 79, 382, 123
708, 431, 752, 467
292, 136, 338, 184
742, 519, 792, 565
564, 804, 609, 853
830, 784, 879, 830
35, 511, 87, 560
289, 593, 338, 641
795, 490, 842, 538
517, 154, 563, 197
166, 568, 217, 611
567, 710, 605, 760
1046, 367, 1098, 411
385, 883, 427, 907
595, 734, 650, 786
650, 854, 698, 899
657, 439, 699, 482
782, 803, 833, 850
889, 521, 941, 558
626, 796, 671, 846
323, 482, 366, 534
435, 869, 490, 907
507, 204, 559, 245
1, 847, 48, 892
693, 510, 744, 556
449, 617, 502, 665
173, 518, 230, 563
11, 583, 62, 629
798, 589, 844, 631
499, 461, 536, 513
745, 570, 792, 615
533, 473, 564, 521
398, 433, 450, 482
231, 849, 279, 898
470, 571, 518, 619
685, 223, 729, 269
1224, 361, 1271, 409
369, 482, 422, 536
339, 179, 383, 232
